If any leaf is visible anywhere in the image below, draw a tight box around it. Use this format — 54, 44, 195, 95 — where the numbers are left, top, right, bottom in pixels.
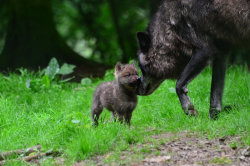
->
45, 57, 60, 80
41, 75, 50, 88
81, 78, 92, 86
58, 63, 76, 75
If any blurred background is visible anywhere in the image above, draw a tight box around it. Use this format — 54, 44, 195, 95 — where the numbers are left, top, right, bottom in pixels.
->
0, 0, 249, 77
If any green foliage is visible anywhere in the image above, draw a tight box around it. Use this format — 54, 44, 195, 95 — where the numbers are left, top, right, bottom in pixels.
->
26, 58, 76, 92
103, 69, 115, 81
58, 63, 76, 75
27, 75, 50, 92
45, 58, 60, 80
0, 66, 249, 164
52, 0, 151, 65
81, 78, 92, 86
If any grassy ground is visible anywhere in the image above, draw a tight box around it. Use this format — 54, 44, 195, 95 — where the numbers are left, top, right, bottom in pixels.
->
0, 66, 249, 165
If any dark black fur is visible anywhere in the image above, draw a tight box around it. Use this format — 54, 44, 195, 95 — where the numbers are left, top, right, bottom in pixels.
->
136, 0, 250, 119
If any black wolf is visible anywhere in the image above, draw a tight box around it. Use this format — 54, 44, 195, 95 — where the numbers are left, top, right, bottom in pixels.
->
91, 62, 139, 126
136, 0, 250, 119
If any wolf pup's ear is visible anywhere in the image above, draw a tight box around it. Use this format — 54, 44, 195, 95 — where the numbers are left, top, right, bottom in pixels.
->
115, 62, 122, 72
137, 32, 150, 53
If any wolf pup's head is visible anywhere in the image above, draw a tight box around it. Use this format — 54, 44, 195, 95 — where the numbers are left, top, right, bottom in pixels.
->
136, 32, 165, 96
115, 62, 140, 91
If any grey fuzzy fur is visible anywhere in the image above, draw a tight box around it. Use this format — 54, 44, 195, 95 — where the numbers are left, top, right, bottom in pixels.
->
91, 63, 139, 126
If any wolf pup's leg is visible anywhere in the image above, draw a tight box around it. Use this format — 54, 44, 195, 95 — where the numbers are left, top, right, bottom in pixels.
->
110, 112, 117, 122
115, 112, 125, 124
176, 47, 215, 116
91, 100, 103, 126
125, 113, 132, 126
209, 55, 226, 119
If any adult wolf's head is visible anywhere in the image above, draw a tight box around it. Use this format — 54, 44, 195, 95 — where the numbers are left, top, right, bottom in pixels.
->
136, 32, 165, 96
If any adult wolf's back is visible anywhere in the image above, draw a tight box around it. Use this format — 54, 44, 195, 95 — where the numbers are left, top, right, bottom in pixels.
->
136, 0, 250, 119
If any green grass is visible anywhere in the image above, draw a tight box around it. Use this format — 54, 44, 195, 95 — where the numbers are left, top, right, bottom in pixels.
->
0, 66, 249, 165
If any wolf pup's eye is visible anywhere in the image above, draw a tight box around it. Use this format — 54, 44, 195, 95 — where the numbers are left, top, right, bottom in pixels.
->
126, 74, 131, 77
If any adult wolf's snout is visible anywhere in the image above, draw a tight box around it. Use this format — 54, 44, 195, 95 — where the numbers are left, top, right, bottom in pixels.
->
136, 74, 165, 96
136, 77, 144, 95
136, 76, 151, 96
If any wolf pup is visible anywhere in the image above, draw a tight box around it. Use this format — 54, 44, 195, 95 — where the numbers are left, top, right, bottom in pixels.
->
91, 62, 139, 126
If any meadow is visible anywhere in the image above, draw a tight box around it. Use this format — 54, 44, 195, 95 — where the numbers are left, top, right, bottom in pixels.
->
0, 66, 249, 165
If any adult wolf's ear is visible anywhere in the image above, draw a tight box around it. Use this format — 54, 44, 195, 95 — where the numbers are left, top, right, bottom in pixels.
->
137, 32, 150, 53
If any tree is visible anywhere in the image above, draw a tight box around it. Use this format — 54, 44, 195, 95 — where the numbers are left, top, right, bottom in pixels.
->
108, 0, 129, 62
64, 0, 150, 65
0, 0, 101, 70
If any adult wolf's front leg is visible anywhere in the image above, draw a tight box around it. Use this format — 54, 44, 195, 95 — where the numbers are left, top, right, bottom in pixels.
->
176, 47, 214, 116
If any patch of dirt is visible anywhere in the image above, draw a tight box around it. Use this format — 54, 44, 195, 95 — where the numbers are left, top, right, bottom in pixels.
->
76, 132, 249, 166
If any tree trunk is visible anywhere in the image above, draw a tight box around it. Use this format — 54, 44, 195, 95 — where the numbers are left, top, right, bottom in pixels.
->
0, 0, 99, 69
108, 0, 129, 63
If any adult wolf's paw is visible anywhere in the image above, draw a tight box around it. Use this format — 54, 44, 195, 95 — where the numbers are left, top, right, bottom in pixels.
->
186, 105, 198, 117
209, 108, 221, 120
